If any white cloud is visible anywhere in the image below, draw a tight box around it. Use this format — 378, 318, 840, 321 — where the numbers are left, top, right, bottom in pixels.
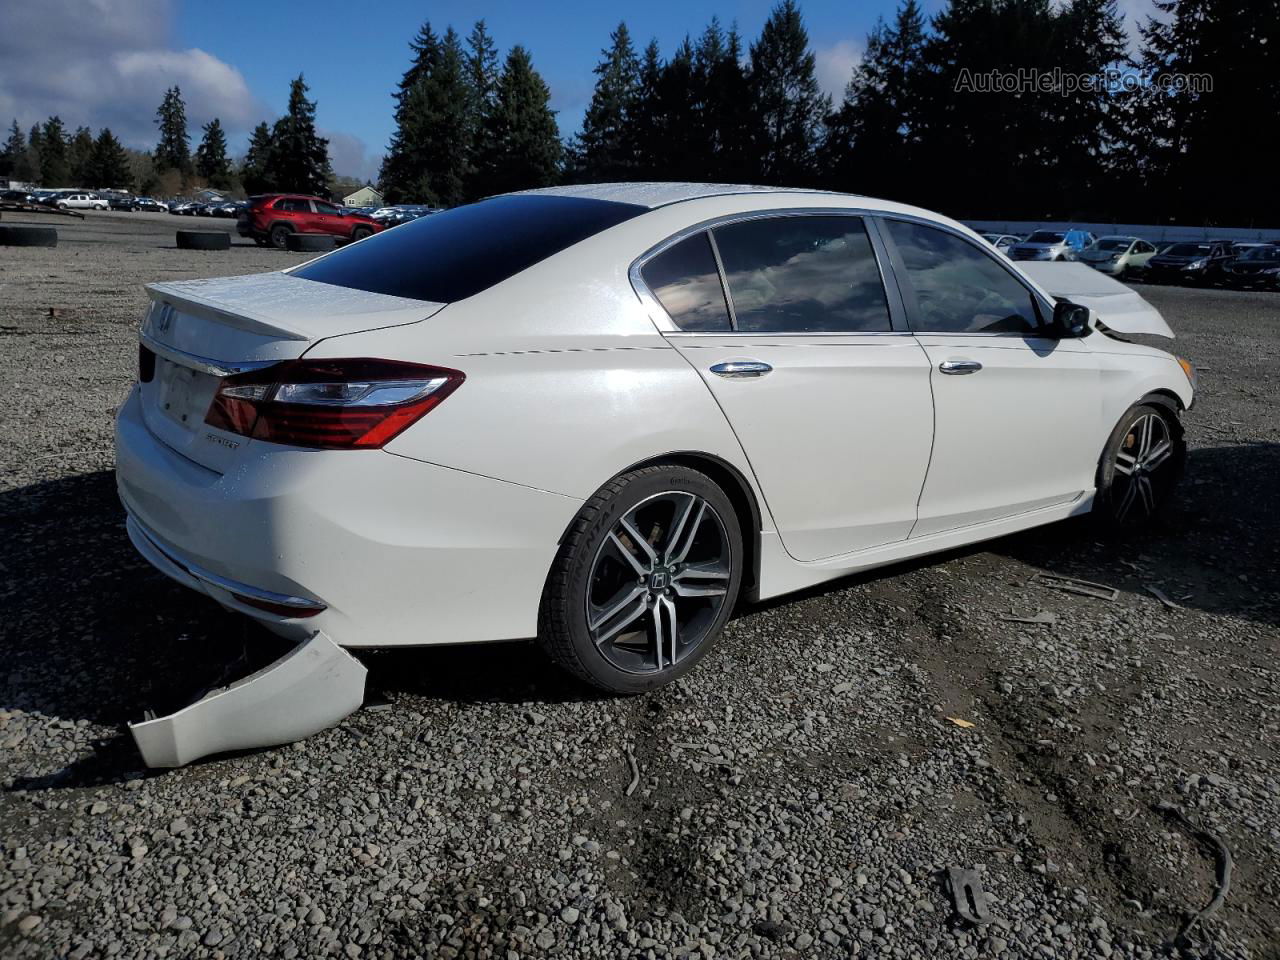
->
814, 40, 863, 101
0, 0, 262, 148
322, 130, 382, 182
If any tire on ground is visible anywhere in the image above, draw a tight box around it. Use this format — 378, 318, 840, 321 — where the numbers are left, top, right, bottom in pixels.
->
176, 230, 231, 251
538, 464, 744, 694
1092, 400, 1185, 534
285, 233, 337, 253
0, 225, 58, 247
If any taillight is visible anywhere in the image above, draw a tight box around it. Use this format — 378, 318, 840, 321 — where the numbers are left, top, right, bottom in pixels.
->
205, 358, 463, 449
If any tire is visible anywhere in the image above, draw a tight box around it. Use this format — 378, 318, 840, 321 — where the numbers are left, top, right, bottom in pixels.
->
56, 202, 68, 210
351, 226, 373, 242
1092, 402, 1185, 533
175, 230, 231, 251
285, 233, 337, 253
538, 465, 744, 694
0, 225, 57, 247
269, 224, 292, 249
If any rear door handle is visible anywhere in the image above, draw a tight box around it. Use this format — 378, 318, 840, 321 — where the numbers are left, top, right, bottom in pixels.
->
710, 360, 773, 379
938, 359, 983, 375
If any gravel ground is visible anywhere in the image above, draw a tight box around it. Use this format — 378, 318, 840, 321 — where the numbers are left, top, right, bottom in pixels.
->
1, 211, 1277, 960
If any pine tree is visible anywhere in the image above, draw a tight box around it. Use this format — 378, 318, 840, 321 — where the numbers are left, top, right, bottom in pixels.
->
576, 22, 641, 181
822, 0, 929, 200
748, 0, 828, 184
380, 21, 442, 202
25, 124, 44, 185
69, 126, 95, 185
1132, 0, 1277, 224
194, 117, 233, 189
627, 40, 666, 179
0, 120, 25, 178
91, 128, 133, 189
38, 116, 70, 187
465, 19, 501, 199
265, 75, 332, 196
154, 86, 191, 175
477, 45, 562, 195
240, 122, 274, 195
707, 26, 755, 182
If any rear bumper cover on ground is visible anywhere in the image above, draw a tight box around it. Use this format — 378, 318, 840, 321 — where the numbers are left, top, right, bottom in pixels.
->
129, 631, 367, 767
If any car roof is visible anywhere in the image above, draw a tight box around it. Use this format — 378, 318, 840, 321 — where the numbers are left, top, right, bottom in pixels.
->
512, 182, 845, 210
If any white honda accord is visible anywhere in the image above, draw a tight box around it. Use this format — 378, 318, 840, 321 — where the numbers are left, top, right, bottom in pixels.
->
115, 183, 1195, 704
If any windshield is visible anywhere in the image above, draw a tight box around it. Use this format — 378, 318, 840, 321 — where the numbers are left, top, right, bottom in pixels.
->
1166, 243, 1212, 256
1241, 245, 1280, 261
292, 194, 647, 303
1027, 231, 1064, 243
1094, 238, 1132, 252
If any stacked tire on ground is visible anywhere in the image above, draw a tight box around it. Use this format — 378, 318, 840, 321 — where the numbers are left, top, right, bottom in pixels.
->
176, 231, 230, 251
0, 226, 57, 247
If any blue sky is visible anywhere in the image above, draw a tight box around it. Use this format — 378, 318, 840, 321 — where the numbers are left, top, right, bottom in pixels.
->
1, 0, 1149, 181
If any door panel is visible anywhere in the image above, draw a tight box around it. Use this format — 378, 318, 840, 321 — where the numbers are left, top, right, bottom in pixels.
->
912, 336, 1101, 537
670, 335, 935, 561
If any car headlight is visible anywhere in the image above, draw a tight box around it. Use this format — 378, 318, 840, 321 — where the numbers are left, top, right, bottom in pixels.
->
1261, 266, 1280, 276
1175, 355, 1197, 392
1183, 258, 1208, 269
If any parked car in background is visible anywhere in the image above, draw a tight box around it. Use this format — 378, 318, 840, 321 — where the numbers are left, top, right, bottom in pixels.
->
0, 189, 37, 204
168, 200, 197, 215
237, 194, 384, 248
1076, 236, 1158, 279
1223, 243, 1280, 289
981, 233, 1021, 254
1009, 229, 1096, 262
1143, 240, 1235, 285
372, 204, 441, 228
57, 193, 108, 210
116, 184, 1196, 766
213, 201, 243, 218
109, 195, 140, 211
134, 197, 168, 213
30, 190, 60, 206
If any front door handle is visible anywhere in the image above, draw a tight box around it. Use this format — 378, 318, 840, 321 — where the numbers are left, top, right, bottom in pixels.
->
938, 359, 983, 375
710, 360, 773, 379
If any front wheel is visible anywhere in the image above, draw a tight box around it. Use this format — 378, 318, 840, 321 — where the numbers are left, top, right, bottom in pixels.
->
539, 465, 743, 693
1093, 403, 1185, 532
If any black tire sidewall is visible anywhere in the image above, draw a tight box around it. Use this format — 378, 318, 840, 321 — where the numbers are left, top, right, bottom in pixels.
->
1093, 402, 1185, 532
545, 466, 743, 694
269, 225, 291, 248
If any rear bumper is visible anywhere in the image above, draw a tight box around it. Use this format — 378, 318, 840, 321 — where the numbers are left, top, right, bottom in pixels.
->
114, 385, 581, 648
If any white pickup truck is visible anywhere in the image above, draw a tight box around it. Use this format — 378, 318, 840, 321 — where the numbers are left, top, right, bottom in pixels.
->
56, 193, 108, 210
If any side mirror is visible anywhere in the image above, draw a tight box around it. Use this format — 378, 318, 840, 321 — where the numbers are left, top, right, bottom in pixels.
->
1050, 301, 1092, 338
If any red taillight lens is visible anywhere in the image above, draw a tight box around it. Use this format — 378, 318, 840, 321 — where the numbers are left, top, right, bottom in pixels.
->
205, 358, 464, 450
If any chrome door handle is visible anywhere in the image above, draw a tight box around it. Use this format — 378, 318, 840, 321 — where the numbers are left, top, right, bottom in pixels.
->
710, 360, 773, 379
938, 359, 983, 375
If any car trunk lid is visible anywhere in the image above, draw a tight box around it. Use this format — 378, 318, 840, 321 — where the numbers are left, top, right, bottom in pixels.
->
138, 271, 444, 472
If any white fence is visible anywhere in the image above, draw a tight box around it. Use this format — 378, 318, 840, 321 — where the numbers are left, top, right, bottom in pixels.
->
966, 220, 1280, 243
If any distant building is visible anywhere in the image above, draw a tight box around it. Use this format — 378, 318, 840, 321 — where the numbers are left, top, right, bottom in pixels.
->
342, 185, 383, 208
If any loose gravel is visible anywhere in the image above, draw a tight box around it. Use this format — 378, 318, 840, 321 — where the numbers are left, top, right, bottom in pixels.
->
1, 211, 1278, 959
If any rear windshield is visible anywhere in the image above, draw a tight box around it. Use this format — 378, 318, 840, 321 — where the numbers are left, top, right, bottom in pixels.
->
292, 194, 647, 303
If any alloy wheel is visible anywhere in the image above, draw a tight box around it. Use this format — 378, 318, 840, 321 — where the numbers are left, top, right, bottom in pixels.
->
585, 491, 732, 675
1111, 412, 1174, 522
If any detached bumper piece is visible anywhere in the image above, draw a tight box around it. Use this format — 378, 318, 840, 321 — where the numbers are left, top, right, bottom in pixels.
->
129, 631, 367, 768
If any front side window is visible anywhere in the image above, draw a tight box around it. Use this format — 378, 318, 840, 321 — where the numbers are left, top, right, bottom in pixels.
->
314, 201, 341, 215
641, 233, 732, 332
710, 216, 891, 333
885, 219, 1041, 334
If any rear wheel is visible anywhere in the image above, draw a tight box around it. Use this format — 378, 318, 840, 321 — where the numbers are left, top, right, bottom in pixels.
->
539, 465, 743, 693
269, 224, 292, 249
351, 226, 372, 242
1093, 402, 1185, 533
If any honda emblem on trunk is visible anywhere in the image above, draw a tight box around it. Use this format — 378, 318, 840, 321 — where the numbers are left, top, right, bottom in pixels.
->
154, 304, 175, 333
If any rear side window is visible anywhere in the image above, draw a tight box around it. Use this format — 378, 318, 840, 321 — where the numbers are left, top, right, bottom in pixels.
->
885, 219, 1041, 334
294, 194, 646, 303
276, 197, 311, 213
641, 233, 732, 332
711, 216, 891, 333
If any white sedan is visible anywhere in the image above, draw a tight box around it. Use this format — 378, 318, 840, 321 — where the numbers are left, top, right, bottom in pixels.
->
115, 184, 1196, 764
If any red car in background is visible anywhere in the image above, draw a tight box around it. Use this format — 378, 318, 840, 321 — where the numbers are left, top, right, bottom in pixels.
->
238, 194, 383, 248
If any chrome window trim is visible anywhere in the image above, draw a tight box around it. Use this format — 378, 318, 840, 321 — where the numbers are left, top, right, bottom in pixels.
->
874, 212, 1058, 336
629, 207, 902, 337
139, 331, 279, 377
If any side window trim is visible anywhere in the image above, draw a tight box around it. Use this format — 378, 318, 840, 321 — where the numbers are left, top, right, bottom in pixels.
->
630, 208, 908, 336
874, 213, 1053, 336
705, 229, 739, 331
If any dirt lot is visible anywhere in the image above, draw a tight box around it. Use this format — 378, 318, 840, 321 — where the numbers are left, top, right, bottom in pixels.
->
1, 210, 1277, 959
